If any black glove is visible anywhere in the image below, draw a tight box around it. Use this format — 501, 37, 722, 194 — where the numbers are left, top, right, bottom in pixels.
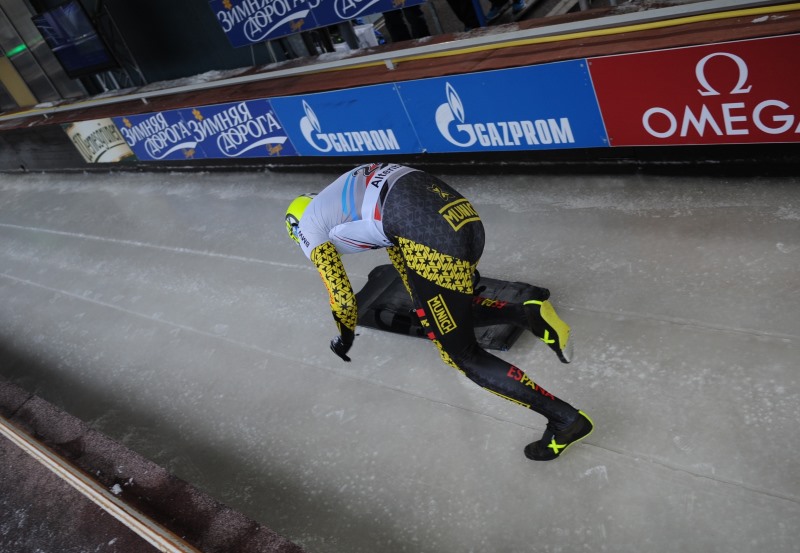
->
330, 335, 352, 362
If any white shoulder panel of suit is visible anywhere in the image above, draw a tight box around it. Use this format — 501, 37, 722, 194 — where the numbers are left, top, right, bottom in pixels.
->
297, 163, 417, 258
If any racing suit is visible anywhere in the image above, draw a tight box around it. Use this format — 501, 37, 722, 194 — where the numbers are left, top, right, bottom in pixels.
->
294, 163, 579, 428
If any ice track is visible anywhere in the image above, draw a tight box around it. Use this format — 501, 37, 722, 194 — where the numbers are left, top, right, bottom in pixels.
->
0, 168, 798, 553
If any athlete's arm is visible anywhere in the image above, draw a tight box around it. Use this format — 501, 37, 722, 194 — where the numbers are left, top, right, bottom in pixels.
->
310, 241, 357, 361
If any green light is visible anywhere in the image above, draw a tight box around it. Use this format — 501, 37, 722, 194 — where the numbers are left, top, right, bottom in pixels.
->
6, 43, 28, 57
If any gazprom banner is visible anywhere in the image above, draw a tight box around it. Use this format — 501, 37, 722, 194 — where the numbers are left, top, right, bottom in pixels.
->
210, 0, 426, 47
396, 61, 608, 153
113, 99, 296, 161
271, 84, 423, 156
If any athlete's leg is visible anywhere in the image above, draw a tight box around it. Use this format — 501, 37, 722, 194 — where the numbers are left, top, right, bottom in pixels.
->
392, 238, 579, 428
470, 287, 548, 328
471, 291, 573, 363
387, 244, 414, 298
381, 171, 587, 452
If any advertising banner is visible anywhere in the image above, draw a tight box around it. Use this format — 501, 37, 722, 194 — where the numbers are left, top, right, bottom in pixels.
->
113, 100, 297, 161
395, 61, 608, 153
589, 34, 800, 146
271, 84, 423, 156
113, 110, 203, 162
210, 0, 426, 47
176, 99, 297, 159
63, 118, 134, 163
311, 0, 425, 28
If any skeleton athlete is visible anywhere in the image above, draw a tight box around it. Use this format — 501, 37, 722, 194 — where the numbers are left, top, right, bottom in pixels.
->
285, 163, 593, 460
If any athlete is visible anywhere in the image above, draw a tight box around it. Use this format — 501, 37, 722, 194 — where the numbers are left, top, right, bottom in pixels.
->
285, 163, 593, 461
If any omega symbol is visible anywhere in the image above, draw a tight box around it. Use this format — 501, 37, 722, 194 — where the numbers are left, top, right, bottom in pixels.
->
695, 52, 752, 97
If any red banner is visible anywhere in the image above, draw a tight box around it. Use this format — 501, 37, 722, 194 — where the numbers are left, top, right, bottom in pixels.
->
589, 34, 800, 146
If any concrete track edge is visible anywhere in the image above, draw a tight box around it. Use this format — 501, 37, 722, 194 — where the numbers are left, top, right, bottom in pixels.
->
0, 379, 308, 553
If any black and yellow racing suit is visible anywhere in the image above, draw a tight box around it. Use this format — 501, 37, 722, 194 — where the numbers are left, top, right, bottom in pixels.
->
294, 163, 579, 428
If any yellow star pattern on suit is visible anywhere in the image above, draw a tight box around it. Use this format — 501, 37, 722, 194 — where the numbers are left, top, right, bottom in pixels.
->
396, 237, 475, 294
311, 241, 357, 331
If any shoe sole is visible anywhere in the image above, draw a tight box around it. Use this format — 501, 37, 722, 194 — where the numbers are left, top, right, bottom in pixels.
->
524, 299, 571, 362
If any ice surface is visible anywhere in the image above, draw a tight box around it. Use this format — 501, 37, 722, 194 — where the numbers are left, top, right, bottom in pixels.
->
0, 168, 798, 553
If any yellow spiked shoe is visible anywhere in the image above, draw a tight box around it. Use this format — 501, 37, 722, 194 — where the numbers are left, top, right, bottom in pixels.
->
524, 411, 594, 461
524, 299, 573, 363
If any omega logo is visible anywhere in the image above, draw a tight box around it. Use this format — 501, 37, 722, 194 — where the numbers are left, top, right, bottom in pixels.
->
695, 52, 752, 96
642, 50, 799, 139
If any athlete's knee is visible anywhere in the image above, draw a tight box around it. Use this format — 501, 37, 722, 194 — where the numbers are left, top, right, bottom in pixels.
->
446, 342, 492, 384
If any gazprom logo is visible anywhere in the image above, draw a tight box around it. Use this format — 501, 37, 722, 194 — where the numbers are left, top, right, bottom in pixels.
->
435, 82, 576, 148
299, 100, 401, 153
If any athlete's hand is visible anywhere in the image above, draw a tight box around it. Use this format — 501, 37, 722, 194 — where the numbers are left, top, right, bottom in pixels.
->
330, 336, 352, 362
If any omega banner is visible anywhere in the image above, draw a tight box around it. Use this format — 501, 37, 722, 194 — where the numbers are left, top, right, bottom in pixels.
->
588, 34, 800, 146
210, 0, 427, 47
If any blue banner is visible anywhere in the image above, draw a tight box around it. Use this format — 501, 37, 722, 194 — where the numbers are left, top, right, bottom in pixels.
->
395, 61, 609, 153
271, 84, 423, 156
113, 110, 204, 162
210, 0, 426, 47
177, 99, 297, 159
210, 0, 320, 47
109, 59, 611, 162
311, 0, 424, 28
113, 100, 297, 161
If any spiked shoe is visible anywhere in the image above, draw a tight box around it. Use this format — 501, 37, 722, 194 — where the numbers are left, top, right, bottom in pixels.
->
524, 411, 594, 461
524, 299, 572, 363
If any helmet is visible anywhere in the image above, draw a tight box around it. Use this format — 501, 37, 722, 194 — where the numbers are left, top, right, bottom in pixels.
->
285, 193, 316, 243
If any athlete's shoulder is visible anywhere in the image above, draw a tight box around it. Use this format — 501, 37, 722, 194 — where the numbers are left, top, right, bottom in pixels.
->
320, 163, 383, 192
360, 163, 420, 184
321, 164, 419, 195
351, 162, 418, 176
